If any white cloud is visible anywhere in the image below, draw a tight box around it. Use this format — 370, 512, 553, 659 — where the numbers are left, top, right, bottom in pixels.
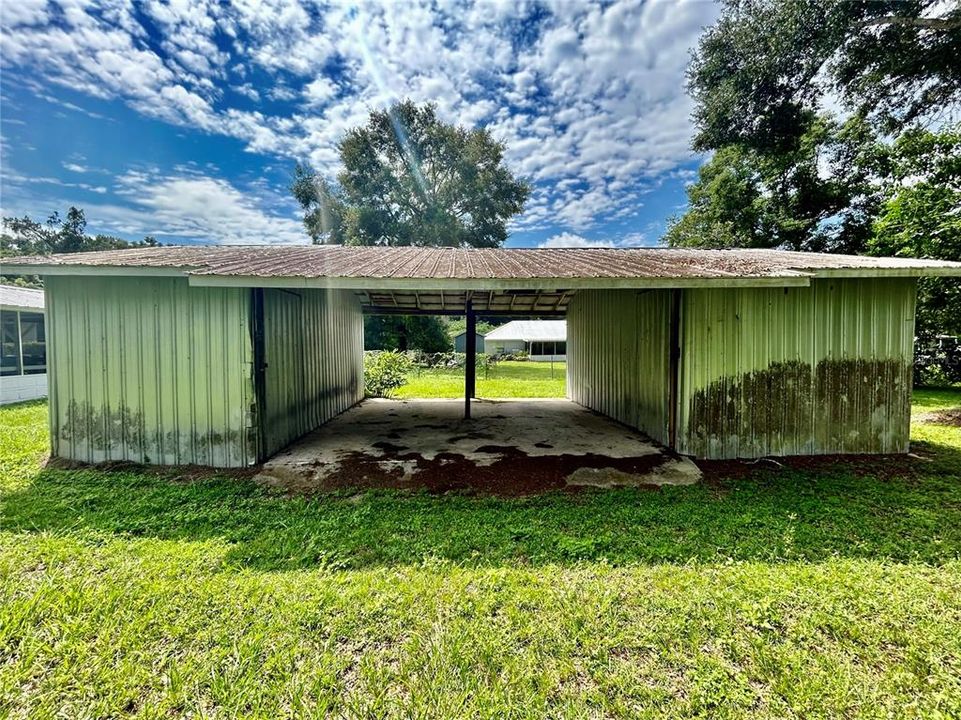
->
267, 85, 298, 101
3, 162, 113, 196
234, 83, 261, 102
106, 170, 307, 244
540, 232, 613, 248
0, 0, 720, 240
540, 230, 651, 248
0, 0, 48, 26
302, 77, 337, 106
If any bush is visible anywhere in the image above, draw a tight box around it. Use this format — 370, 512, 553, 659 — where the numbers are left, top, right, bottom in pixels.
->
408, 351, 458, 369
495, 350, 529, 362
406, 351, 491, 370
364, 351, 415, 398
914, 336, 961, 387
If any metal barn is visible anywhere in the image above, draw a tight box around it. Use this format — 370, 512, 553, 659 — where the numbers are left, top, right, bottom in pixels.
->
5, 246, 959, 466
453, 330, 486, 353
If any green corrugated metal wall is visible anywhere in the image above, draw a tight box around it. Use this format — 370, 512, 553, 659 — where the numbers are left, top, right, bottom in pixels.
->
677, 278, 917, 458
45, 276, 255, 467
261, 288, 364, 457
44, 274, 918, 466
567, 289, 671, 443
45, 279, 365, 467
568, 279, 917, 459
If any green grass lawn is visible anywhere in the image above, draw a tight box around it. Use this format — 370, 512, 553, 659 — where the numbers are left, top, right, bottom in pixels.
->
2, 392, 961, 717
395, 360, 566, 398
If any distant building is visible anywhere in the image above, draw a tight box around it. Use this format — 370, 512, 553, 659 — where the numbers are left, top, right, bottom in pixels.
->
484, 320, 566, 361
0, 285, 47, 404
453, 329, 486, 353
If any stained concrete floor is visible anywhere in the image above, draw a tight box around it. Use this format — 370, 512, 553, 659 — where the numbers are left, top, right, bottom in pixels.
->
256, 399, 701, 495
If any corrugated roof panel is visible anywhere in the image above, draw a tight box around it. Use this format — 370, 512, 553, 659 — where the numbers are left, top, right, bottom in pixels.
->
4, 245, 960, 280
0, 284, 44, 309
485, 320, 567, 342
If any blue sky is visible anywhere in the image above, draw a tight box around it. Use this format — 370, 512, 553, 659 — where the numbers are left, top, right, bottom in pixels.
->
0, 0, 720, 248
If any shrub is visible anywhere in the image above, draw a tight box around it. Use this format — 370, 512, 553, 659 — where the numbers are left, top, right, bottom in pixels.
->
363, 351, 414, 398
409, 351, 459, 369
496, 350, 529, 362
914, 336, 961, 387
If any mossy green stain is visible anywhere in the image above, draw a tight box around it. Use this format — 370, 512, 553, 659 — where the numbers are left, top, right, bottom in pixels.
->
61, 400, 146, 453
687, 358, 911, 457
60, 400, 244, 463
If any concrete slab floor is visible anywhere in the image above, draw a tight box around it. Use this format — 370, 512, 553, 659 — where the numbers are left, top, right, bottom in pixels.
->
256, 398, 701, 495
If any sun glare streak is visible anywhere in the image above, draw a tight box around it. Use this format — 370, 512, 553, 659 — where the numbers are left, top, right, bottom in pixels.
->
347, 5, 430, 199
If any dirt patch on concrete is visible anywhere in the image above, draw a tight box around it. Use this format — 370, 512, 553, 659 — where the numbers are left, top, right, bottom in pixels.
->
257, 443, 699, 497
255, 399, 703, 496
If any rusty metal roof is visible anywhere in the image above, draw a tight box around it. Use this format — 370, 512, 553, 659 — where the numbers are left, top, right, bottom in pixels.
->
4, 245, 960, 283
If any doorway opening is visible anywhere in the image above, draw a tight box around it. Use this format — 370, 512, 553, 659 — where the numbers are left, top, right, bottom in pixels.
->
356, 287, 572, 418
365, 311, 568, 407
253, 286, 699, 493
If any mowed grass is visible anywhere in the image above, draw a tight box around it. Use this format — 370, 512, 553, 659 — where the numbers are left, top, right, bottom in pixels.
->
1, 394, 961, 718
394, 360, 566, 398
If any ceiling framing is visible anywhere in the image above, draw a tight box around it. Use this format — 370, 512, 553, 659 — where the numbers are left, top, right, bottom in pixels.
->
354, 288, 574, 315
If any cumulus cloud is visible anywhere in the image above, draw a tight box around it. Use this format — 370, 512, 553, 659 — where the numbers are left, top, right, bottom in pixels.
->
234, 83, 261, 102
104, 170, 307, 244
302, 77, 337, 106
540, 232, 613, 248
539, 231, 650, 248
0, 0, 718, 240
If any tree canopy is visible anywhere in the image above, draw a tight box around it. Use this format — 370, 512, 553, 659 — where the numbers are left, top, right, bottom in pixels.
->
292, 100, 530, 247
868, 127, 961, 339
666, 116, 883, 253
364, 316, 452, 354
668, 0, 961, 335
1, 207, 158, 257
1, 207, 160, 287
688, 0, 961, 154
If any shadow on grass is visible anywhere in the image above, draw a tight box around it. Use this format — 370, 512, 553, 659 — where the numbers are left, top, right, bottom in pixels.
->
3, 437, 961, 572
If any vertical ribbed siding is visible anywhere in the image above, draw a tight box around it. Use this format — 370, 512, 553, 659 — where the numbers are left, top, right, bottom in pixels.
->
678, 278, 917, 459
567, 289, 671, 443
45, 276, 254, 467
261, 288, 364, 457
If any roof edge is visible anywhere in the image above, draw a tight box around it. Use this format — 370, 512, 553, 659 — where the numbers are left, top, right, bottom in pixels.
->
185, 274, 815, 290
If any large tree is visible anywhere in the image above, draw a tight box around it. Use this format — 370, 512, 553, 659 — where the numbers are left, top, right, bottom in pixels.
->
293, 100, 531, 352
868, 127, 961, 339
1, 207, 159, 256
292, 100, 530, 247
671, 0, 960, 253
688, 0, 961, 155
669, 0, 961, 345
666, 116, 882, 252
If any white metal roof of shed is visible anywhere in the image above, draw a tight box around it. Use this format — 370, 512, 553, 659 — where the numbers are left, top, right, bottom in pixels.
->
0, 284, 44, 311
485, 320, 567, 342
